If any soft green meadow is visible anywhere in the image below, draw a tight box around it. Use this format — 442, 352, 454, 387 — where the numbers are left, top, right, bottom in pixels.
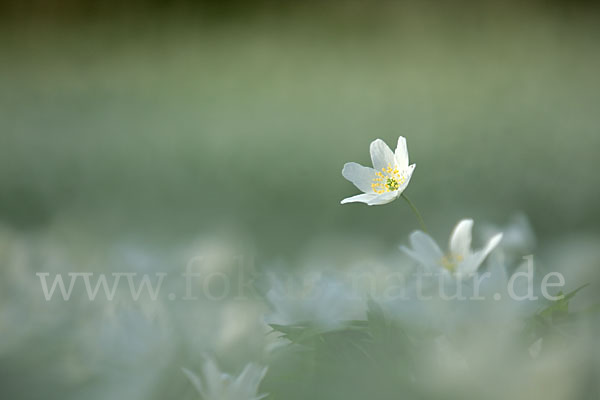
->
1, 3, 599, 399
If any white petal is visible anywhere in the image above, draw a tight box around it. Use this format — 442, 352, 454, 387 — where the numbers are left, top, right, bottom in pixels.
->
340, 193, 378, 205
370, 139, 396, 172
203, 359, 226, 396
449, 219, 473, 258
458, 233, 503, 275
400, 246, 436, 271
341, 162, 377, 193
394, 136, 409, 168
396, 164, 415, 194
401, 230, 444, 269
182, 368, 205, 397
455, 257, 478, 276
474, 233, 503, 265
366, 191, 399, 205
232, 364, 268, 397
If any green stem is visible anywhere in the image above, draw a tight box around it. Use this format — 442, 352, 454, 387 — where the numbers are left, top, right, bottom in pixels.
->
401, 193, 427, 232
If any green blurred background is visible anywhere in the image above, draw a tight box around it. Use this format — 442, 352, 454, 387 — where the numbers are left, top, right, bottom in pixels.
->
1, 0, 599, 255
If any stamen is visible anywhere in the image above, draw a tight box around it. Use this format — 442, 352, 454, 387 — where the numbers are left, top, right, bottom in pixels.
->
371, 163, 407, 194
440, 253, 464, 272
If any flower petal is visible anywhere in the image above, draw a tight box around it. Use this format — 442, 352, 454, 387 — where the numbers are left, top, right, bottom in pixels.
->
400, 246, 432, 270
366, 191, 399, 205
394, 136, 409, 169
203, 358, 227, 395
340, 193, 378, 205
473, 233, 503, 266
232, 364, 268, 398
341, 162, 377, 193
182, 368, 206, 397
401, 230, 444, 269
449, 219, 473, 258
370, 138, 396, 171
458, 233, 503, 275
396, 164, 415, 194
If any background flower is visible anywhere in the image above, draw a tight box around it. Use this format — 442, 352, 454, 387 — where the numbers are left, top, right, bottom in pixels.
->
401, 219, 503, 276
183, 359, 268, 400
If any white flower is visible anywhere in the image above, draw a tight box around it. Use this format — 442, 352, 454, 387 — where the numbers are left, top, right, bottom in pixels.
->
400, 219, 503, 276
264, 271, 365, 330
341, 136, 416, 206
481, 213, 536, 259
182, 359, 268, 400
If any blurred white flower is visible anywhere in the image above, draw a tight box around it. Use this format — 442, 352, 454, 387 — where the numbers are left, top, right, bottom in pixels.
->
400, 219, 502, 276
264, 272, 365, 330
182, 359, 268, 400
482, 213, 536, 260
341, 136, 416, 206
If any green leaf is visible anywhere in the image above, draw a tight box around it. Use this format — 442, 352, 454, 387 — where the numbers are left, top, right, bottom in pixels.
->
538, 283, 589, 321
268, 323, 323, 345
523, 283, 591, 343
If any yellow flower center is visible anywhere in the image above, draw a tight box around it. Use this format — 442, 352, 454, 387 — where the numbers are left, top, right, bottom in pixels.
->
371, 164, 407, 194
440, 254, 464, 272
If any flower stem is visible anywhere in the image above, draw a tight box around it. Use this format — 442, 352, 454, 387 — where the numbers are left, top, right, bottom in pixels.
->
401, 193, 427, 232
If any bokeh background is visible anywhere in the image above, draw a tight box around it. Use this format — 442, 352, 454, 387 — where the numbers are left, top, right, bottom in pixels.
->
2, 0, 600, 252
1, 1, 600, 399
